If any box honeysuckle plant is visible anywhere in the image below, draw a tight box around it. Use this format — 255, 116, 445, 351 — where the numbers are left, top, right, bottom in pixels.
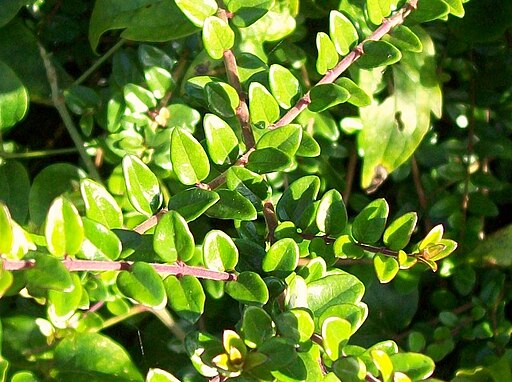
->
6, 0, 512, 381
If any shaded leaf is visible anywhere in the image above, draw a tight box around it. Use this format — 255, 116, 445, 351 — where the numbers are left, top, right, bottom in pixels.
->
205, 189, 257, 221
168, 188, 219, 222
164, 275, 205, 323
0, 60, 29, 132
225, 271, 269, 305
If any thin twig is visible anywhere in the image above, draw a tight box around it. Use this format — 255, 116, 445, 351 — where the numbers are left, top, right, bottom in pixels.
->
150, 307, 187, 343
271, 0, 419, 129
133, 208, 169, 234
38, 43, 102, 182
0, 147, 78, 159
343, 145, 357, 203
263, 200, 279, 244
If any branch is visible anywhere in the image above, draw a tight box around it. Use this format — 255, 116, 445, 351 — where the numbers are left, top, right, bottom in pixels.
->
2, 258, 237, 282
271, 0, 419, 129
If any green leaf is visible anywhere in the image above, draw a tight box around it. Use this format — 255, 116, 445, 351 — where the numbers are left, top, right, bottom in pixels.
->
54, 332, 144, 381
175, 0, 218, 27
205, 81, 239, 118
373, 254, 399, 283
29, 163, 87, 227
203, 113, 239, 165
45, 196, 84, 258
316, 32, 338, 75
224, 0, 273, 27
205, 189, 257, 221
371, 349, 394, 382
154, 211, 195, 263
352, 198, 389, 244
0, 265, 13, 299
0, 0, 27, 28
316, 189, 348, 237
249, 82, 280, 127
203, 230, 239, 271
322, 317, 352, 360
122, 155, 162, 216
309, 83, 350, 113
246, 148, 292, 174
123, 83, 157, 114
329, 11, 358, 56
144, 67, 173, 99
444, 0, 465, 17
0, 160, 30, 223
257, 124, 302, 156
241, 306, 275, 348
226, 167, 271, 208
64, 85, 101, 115
0, 60, 28, 132
408, 0, 450, 23
138, 44, 175, 70
296, 131, 321, 157
366, 0, 391, 25
48, 273, 83, 325
419, 224, 444, 250
357, 40, 401, 69
164, 275, 205, 323
318, 303, 368, 335
146, 368, 180, 382
276, 176, 320, 224
202, 16, 234, 60
89, 0, 198, 53
383, 212, 417, 250
386, 25, 423, 53
262, 238, 299, 273
117, 262, 167, 309
168, 188, 219, 222
336, 77, 371, 107
269, 64, 300, 109
78, 217, 122, 261
225, 271, 269, 305
333, 357, 367, 382
80, 179, 123, 229
26, 253, 74, 292
170, 128, 210, 185
307, 273, 365, 316
0, 202, 13, 254
275, 308, 315, 343
390, 353, 435, 380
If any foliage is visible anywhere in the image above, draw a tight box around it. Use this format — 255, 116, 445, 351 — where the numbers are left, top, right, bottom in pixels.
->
1, 0, 512, 381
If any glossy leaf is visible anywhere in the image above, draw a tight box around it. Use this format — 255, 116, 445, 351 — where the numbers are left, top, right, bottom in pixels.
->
409, 0, 450, 23
226, 167, 271, 208
175, 0, 218, 27
276, 176, 320, 224
26, 253, 74, 292
316, 32, 338, 75
357, 40, 401, 69
0, 266, 13, 299
322, 317, 352, 360
117, 262, 167, 309
419, 224, 444, 250
352, 198, 389, 244
269, 64, 300, 109
54, 332, 144, 381
224, 0, 273, 27
170, 128, 210, 185
390, 352, 435, 380
374, 254, 399, 283
275, 308, 314, 343
202, 16, 234, 59
45, 196, 84, 258
78, 217, 122, 261
225, 271, 269, 305
383, 212, 417, 250
246, 148, 292, 174
154, 211, 194, 262
329, 10, 358, 56
309, 83, 350, 112
297, 130, 321, 157
336, 77, 371, 107
205, 81, 239, 118
123, 83, 157, 113
387, 25, 423, 53
262, 238, 299, 272
203, 230, 239, 271
205, 189, 257, 221
241, 306, 275, 348
333, 357, 367, 382
144, 67, 173, 99
0, 202, 13, 254
164, 275, 205, 323
371, 349, 394, 382
0, 60, 28, 132
168, 188, 219, 222
80, 179, 123, 229
249, 82, 280, 127
122, 155, 162, 216
366, 0, 391, 25
257, 124, 302, 156
146, 368, 180, 382
203, 113, 239, 165
48, 273, 83, 325
316, 189, 348, 236
0, 160, 30, 223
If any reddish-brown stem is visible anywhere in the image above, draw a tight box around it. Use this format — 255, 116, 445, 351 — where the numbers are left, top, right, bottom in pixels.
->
263, 200, 279, 244
2, 258, 237, 281
133, 208, 169, 234
343, 145, 357, 203
271, 0, 419, 129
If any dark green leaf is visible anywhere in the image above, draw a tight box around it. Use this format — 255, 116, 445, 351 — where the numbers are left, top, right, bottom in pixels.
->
78, 217, 122, 261
122, 155, 162, 216
26, 253, 74, 292
64, 85, 100, 115
269, 64, 300, 109
205, 81, 239, 118
0, 160, 29, 223
0, 60, 28, 132
0, 0, 27, 28
383, 212, 417, 250
275, 308, 314, 343
225, 271, 269, 305
309, 83, 350, 112
168, 188, 219, 222
203, 113, 239, 165
224, 0, 273, 27
386, 25, 423, 53
203, 230, 239, 271
205, 189, 257, 221
357, 40, 401, 69
170, 128, 210, 185
276, 176, 320, 224
316, 189, 348, 237
226, 167, 271, 208
246, 147, 292, 174
117, 262, 167, 309
80, 179, 123, 229
202, 16, 234, 59
54, 333, 144, 381
154, 211, 194, 262
262, 238, 299, 272
175, 0, 218, 27
333, 357, 367, 382
329, 10, 358, 56
352, 198, 389, 244
316, 32, 338, 75
164, 275, 205, 323
241, 306, 275, 348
